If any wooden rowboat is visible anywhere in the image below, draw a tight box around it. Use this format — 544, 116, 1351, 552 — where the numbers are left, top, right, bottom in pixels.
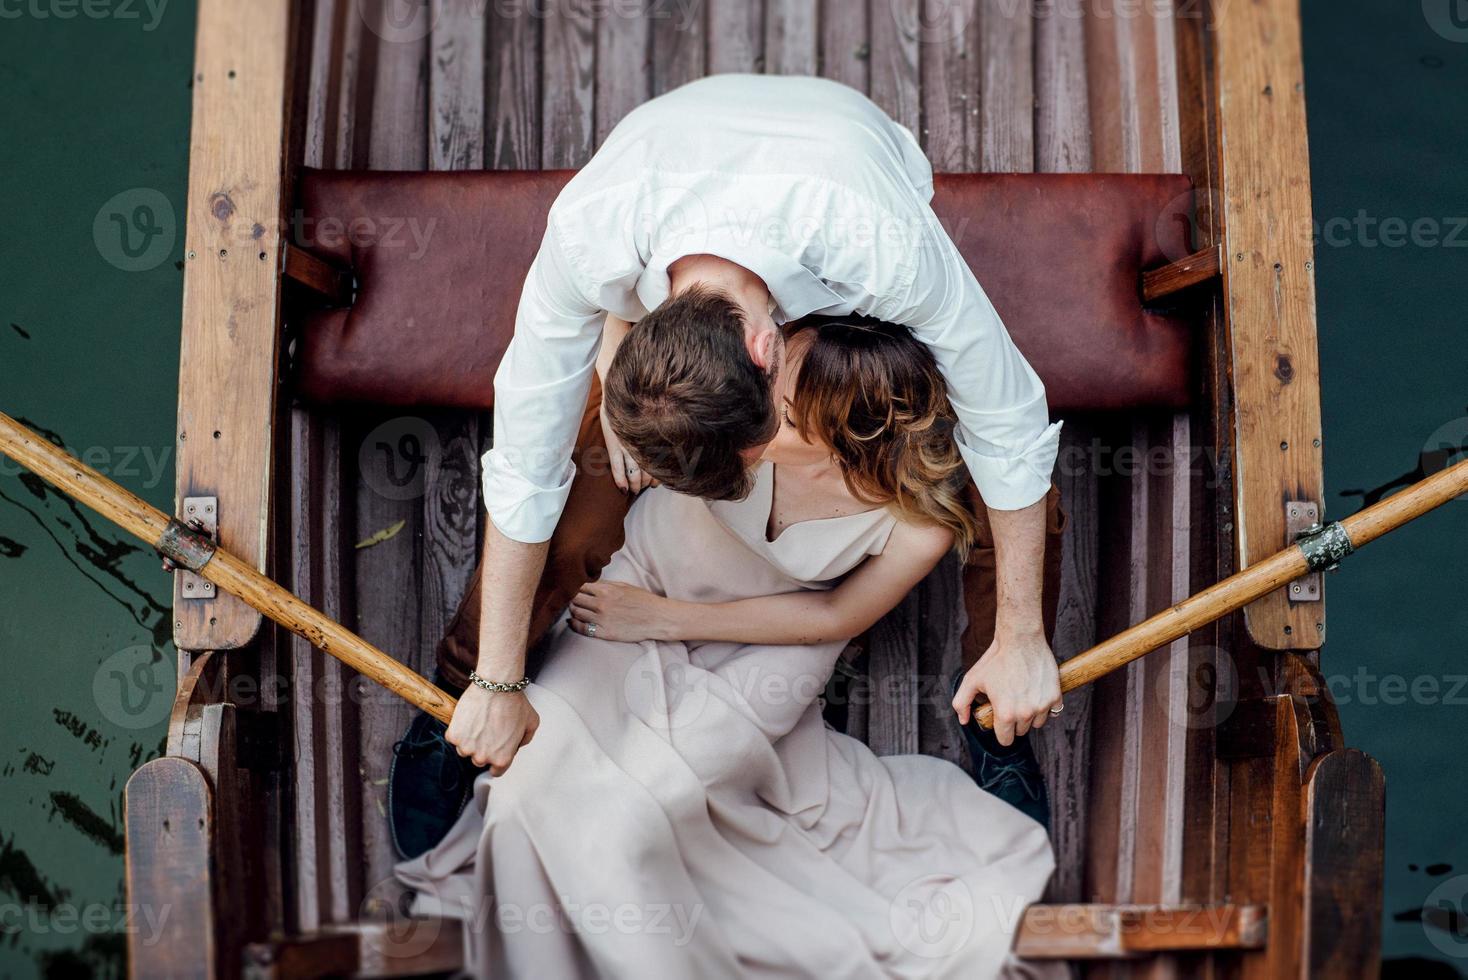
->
119, 0, 1389, 976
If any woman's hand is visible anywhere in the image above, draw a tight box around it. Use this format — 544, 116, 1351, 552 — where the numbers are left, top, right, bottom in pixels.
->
600, 402, 658, 494
569, 581, 679, 643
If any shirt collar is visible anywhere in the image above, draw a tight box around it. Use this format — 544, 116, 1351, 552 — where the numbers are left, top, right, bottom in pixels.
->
636, 229, 842, 325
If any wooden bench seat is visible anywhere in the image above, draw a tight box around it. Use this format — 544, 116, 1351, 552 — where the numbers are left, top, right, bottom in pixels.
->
288, 169, 1198, 415
241, 904, 1268, 977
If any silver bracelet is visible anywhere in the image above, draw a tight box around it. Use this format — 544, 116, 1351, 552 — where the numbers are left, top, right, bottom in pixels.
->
468, 670, 530, 694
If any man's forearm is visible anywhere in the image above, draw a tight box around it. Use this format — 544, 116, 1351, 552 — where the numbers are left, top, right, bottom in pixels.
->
956, 495, 1060, 739
476, 519, 551, 681
986, 496, 1049, 643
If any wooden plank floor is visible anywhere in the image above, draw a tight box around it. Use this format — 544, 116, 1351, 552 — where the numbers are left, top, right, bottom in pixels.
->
284, 0, 1203, 944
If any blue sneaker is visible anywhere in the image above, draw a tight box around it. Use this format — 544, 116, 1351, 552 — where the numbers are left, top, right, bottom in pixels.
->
388, 708, 484, 860
952, 671, 1051, 832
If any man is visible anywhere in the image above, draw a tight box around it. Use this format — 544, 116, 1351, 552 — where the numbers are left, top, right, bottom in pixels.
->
389, 74, 1065, 859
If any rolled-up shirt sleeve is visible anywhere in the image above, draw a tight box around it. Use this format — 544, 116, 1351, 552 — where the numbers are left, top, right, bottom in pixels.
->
871, 211, 1062, 511
482, 223, 604, 543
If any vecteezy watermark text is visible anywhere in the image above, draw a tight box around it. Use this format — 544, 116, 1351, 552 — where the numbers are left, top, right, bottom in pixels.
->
0, 901, 172, 945
0, 442, 171, 489
0, 0, 168, 30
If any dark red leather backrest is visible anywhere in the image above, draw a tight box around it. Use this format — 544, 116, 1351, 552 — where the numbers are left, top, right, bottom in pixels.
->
292, 169, 1195, 412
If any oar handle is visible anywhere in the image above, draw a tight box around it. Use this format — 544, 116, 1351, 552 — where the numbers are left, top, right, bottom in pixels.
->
0, 411, 457, 725
973, 454, 1468, 730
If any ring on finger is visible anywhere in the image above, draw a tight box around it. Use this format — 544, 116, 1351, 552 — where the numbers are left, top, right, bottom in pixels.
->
585, 623, 599, 637
1049, 702, 1064, 716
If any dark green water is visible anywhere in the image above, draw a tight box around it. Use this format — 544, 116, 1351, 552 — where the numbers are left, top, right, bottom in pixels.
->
0, 2, 193, 977
0, 2, 1461, 976
1303, 1, 1468, 973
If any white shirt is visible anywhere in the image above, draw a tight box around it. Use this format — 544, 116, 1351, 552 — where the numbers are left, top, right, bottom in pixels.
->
485, 74, 1062, 543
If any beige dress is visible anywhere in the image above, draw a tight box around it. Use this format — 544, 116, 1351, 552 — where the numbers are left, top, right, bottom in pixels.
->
396, 463, 1056, 978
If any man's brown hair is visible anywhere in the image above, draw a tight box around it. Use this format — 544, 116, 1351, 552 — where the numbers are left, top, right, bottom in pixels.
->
604, 285, 779, 500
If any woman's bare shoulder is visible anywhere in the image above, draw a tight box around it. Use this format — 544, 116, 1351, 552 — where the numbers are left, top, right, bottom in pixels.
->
884, 516, 955, 562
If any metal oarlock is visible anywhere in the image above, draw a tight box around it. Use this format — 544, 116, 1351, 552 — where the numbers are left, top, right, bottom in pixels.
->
1294, 521, 1356, 573
156, 517, 219, 574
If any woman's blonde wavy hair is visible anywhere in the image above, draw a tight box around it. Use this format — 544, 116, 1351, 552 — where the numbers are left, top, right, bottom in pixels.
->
784, 317, 980, 558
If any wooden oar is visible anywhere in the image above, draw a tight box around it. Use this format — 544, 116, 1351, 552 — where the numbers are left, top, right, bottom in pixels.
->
1, 410, 1463, 732
0, 410, 457, 725
975, 453, 1468, 729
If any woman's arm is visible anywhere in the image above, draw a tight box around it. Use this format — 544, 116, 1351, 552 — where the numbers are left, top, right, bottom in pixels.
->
569, 520, 953, 645
597, 313, 632, 382
597, 314, 656, 492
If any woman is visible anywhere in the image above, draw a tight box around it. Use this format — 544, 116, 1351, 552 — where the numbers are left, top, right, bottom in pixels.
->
395, 318, 1057, 979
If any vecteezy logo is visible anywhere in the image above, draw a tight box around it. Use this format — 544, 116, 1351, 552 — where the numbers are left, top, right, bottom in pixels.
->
359, 876, 443, 960
1422, 415, 1468, 499
1423, 0, 1468, 41
622, 652, 710, 734
1158, 644, 1238, 730
1152, 189, 1204, 264
360, 0, 439, 44
632, 184, 711, 261
1421, 874, 1468, 959
890, 875, 976, 959
93, 645, 176, 730
358, 417, 442, 501
891, 0, 977, 44
93, 189, 176, 272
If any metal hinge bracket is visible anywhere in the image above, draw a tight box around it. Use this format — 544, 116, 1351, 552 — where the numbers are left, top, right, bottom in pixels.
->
177, 496, 218, 600
1284, 500, 1323, 603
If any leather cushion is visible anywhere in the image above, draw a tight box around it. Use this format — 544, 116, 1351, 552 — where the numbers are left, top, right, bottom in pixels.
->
292, 169, 1195, 412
